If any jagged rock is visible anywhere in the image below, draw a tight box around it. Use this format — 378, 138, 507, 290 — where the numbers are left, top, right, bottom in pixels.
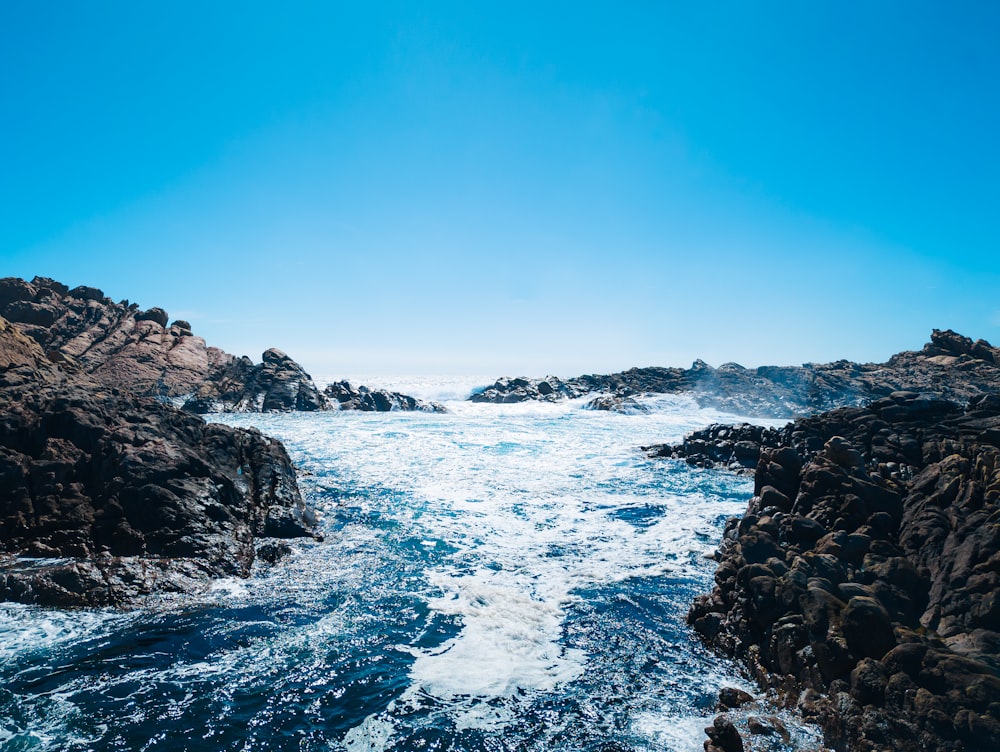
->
585, 391, 649, 413
470, 375, 586, 404
746, 715, 789, 740
323, 381, 446, 413
137, 307, 169, 327
0, 314, 318, 607
185, 348, 328, 413
684, 390, 1000, 752
718, 686, 755, 709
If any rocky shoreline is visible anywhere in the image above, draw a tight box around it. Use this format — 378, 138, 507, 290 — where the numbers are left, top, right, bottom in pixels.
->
661, 389, 1000, 750
0, 276, 440, 607
472, 329, 1000, 418
0, 316, 318, 607
2, 273, 996, 748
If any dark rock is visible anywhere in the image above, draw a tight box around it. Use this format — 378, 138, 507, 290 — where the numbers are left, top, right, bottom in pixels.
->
704, 714, 744, 752
183, 348, 330, 413
683, 382, 1000, 752
322, 381, 446, 413
137, 306, 169, 327
850, 658, 887, 705
256, 541, 293, 564
0, 314, 317, 607
718, 686, 755, 709
746, 715, 789, 740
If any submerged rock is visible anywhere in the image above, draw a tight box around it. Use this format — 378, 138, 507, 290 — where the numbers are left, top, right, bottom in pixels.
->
0, 315, 318, 607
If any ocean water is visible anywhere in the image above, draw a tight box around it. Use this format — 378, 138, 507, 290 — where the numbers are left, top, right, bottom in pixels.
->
0, 379, 819, 751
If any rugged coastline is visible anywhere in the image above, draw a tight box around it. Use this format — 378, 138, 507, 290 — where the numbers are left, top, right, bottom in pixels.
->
0, 275, 439, 607
660, 387, 1000, 748
2, 273, 997, 749
0, 316, 318, 607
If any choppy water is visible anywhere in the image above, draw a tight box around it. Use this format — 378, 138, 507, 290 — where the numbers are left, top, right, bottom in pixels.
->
0, 380, 819, 751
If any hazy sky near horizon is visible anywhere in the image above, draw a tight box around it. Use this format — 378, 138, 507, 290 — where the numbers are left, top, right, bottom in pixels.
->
3, 2, 998, 376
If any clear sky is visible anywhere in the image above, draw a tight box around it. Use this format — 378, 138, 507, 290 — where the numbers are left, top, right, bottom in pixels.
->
2, 2, 998, 376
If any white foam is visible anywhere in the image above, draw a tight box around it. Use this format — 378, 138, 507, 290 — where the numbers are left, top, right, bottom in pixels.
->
403, 567, 586, 698
342, 714, 395, 752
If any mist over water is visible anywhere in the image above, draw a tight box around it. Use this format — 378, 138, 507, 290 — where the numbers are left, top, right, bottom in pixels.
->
0, 386, 818, 751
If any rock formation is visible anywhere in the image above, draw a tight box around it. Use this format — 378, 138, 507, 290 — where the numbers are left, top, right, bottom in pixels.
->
183, 348, 327, 413
472, 331, 1000, 418
670, 391, 1000, 751
0, 314, 318, 607
0, 276, 232, 398
0, 276, 433, 414
324, 381, 445, 413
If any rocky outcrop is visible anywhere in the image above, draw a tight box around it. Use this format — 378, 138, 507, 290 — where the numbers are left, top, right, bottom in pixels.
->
472, 331, 1000, 418
646, 423, 782, 473
0, 276, 325, 413
0, 315, 318, 607
324, 381, 446, 413
470, 375, 590, 403
183, 348, 327, 413
679, 391, 1000, 751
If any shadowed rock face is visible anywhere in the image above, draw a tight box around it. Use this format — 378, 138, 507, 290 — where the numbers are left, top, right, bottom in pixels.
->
0, 315, 317, 607
472, 331, 1000, 418
674, 392, 1000, 751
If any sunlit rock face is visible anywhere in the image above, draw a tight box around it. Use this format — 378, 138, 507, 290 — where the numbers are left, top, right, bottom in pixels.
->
0, 276, 326, 413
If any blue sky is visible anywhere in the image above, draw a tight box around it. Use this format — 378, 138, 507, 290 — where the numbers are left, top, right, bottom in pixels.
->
2, 2, 998, 375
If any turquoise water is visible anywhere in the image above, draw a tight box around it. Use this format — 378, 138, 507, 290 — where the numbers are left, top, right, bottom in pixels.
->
0, 389, 818, 751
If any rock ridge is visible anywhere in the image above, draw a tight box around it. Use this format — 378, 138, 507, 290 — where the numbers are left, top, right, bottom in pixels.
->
0, 276, 434, 414
471, 330, 1000, 418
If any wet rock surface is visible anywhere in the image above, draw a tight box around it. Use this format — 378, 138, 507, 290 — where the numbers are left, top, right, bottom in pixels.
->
0, 315, 317, 607
472, 331, 1000, 418
679, 391, 1000, 751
